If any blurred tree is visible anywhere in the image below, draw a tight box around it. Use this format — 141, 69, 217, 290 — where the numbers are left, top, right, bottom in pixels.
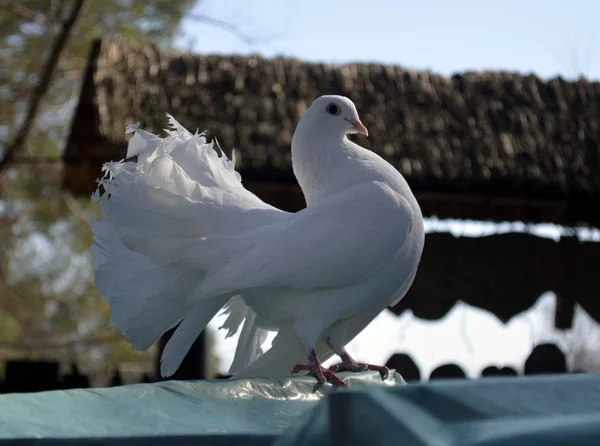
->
0, 0, 232, 385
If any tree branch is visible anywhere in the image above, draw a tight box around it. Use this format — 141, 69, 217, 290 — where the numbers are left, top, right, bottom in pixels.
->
1, 2, 47, 25
187, 13, 260, 45
0, 0, 86, 188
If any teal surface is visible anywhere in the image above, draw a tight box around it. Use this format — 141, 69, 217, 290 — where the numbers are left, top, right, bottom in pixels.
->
2, 371, 600, 445
276, 372, 600, 445
0, 372, 401, 445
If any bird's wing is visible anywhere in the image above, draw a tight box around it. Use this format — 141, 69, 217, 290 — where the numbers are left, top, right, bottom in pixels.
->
194, 180, 415, 300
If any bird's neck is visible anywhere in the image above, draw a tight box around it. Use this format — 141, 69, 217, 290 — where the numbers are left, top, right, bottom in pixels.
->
291, 127, 423, 223
291, 130, 357, 206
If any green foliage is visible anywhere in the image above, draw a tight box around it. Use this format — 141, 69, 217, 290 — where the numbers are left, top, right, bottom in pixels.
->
0, 0, 197, 384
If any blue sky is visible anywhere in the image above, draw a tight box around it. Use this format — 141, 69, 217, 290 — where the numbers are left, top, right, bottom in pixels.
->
180, 0, 600, 80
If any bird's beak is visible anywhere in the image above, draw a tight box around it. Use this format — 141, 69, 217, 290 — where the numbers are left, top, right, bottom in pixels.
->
351, 119, 369, 136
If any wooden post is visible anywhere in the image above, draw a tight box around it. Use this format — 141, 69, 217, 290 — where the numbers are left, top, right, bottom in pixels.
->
554, 293, 575, 330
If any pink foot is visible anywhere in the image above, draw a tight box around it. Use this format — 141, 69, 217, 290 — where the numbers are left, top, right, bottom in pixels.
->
292, 349, 347, 387
328, 350, 390, 379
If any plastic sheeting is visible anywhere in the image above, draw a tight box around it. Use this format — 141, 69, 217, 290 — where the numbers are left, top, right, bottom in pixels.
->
2, 371, 600, 445
0, 371, 401, 445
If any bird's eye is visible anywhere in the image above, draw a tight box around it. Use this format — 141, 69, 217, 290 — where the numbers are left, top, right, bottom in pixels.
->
326, 103, 341, 115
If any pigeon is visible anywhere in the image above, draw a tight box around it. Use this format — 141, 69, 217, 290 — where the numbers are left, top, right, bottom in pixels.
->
91, 95, 425, 387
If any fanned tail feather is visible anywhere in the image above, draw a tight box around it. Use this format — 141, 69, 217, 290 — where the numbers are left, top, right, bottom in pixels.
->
91, 115, 287, 376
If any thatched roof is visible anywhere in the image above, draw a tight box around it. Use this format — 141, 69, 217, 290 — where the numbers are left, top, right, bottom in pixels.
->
64, 38, 600, 325
64, 38, 600, 226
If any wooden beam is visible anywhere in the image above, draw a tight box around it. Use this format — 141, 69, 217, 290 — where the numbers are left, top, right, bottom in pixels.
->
244, 180, 600, 227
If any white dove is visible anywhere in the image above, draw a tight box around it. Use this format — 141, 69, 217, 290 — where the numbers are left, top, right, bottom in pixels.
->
91, 95, 424, 387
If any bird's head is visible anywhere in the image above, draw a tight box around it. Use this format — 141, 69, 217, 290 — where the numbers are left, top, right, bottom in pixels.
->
299, 95, 368, 138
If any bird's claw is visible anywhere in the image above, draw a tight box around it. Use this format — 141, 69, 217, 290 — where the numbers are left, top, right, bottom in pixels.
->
328, 361, 390, 380
292, 358, 347, 388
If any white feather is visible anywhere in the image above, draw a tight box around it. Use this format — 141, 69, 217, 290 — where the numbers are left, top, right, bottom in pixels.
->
219, 295, 248, 339
91, 115, 287, 375
160, 296, 230, 378
230, 95, 424, 378
92, 95, 424, 382
232, 310, 379, 379
227, 307, 269, 375
233, 327, 333, 379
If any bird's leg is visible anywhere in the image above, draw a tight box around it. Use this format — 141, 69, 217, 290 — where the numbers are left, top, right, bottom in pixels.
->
292, 349, 347, 387
328, 349, 390, 379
